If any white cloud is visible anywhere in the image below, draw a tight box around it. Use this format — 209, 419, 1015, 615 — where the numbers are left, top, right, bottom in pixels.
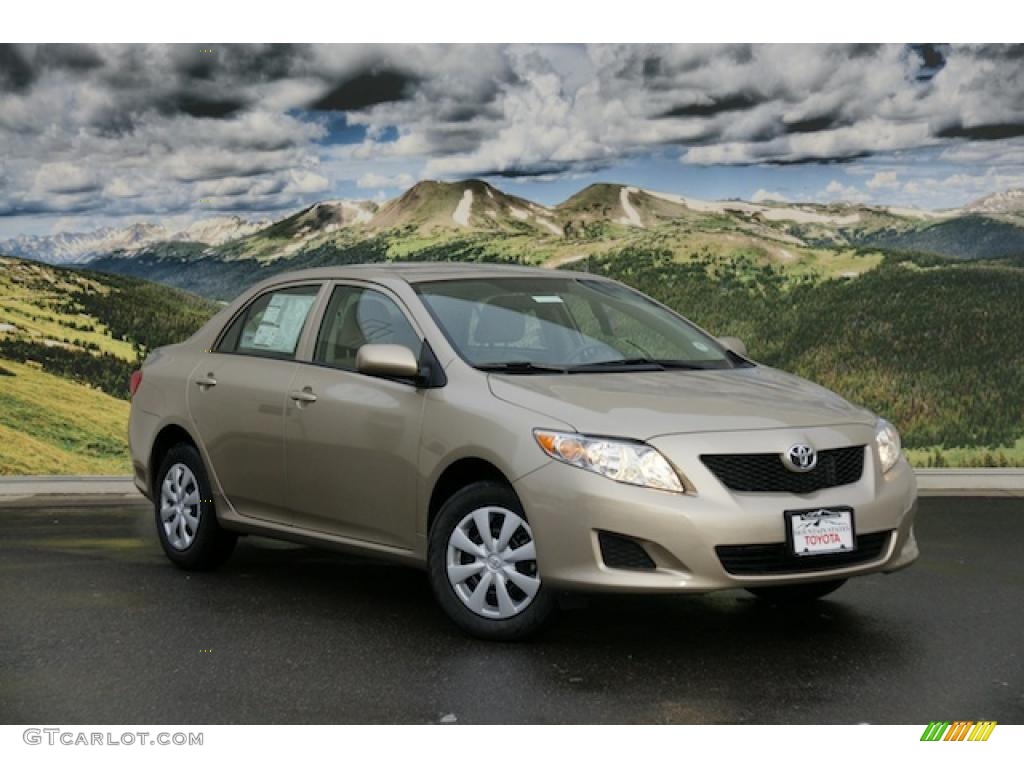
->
357, 172, 414, 189
286, 170, 330, 195
105, 177, 143, 199
32, 163, 99, 195
939, 139, 1024, 167
866, 171, 901, 190
898, 169, 1024, 206
823, 180, 871, 203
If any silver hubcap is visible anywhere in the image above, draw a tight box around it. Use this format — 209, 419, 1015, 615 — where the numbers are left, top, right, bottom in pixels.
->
446, 506, 541, 619
160, 463, 201, 551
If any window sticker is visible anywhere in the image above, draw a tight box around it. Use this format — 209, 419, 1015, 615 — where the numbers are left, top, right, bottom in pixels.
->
249, 293, 316, 353
532, 295, 564, 304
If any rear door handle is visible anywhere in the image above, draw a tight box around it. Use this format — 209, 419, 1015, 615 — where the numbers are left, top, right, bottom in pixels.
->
195, 375, 217, 388
289, 389, 318, 404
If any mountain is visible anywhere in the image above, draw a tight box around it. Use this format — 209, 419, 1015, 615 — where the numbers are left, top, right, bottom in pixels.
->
170, 215, 271, 246
964, 188, 1024, 214
556, 184, 689, 234
9, 181, 1024, 275
0, 223, 168, 265
367, 179, 563, 236
73, 179, 1024, 306
216, 201, 377, 262
0, 215, 269, 265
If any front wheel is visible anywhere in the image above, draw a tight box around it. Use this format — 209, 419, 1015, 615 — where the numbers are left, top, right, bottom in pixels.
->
154, 443, 237, 571
428, 481, 555, 640
746, 578, 847, 604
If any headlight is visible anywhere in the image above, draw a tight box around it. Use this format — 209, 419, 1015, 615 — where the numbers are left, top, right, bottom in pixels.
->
875, 418, 902, 474
534, 430, 687, 493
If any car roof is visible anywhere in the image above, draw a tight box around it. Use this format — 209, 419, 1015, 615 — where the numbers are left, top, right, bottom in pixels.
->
252, 261, 608, 286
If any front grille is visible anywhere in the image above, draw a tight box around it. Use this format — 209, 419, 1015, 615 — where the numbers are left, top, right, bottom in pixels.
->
716, 530, 892, 575
598, 531, 656, 570
701, 445, 865, 493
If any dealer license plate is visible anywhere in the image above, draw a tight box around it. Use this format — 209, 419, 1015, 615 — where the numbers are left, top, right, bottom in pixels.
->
785, 506, 856, 556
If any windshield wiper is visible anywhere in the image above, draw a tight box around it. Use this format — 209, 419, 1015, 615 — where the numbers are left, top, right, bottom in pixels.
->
655, 360, 708, 370
567, 358, 709, 372
478, 358, 712, 374
566, 357, 667, 372
475, 361, 569, 374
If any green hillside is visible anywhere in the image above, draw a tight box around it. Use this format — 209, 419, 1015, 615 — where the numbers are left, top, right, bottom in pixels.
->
0, 254, 216, 402
565, 249, 1024, 466
0, 255, 218, 475
0, 255, 218, 477
0, 359, 131, 475
854, 215, 1024, 260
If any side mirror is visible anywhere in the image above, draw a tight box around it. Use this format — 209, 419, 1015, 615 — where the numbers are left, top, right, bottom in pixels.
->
717, 336, 748, 358
356, 344, 421, 379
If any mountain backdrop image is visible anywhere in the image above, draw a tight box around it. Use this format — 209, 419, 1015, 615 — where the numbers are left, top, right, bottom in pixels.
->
2, 43, 1024, 473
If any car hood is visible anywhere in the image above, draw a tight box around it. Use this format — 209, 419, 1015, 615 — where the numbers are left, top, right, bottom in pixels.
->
487, 365, 876, 439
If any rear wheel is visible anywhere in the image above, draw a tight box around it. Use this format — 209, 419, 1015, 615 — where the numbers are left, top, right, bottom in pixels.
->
154, 443, 236, 570
746, 578, 847, 604
428, 481, 555, 640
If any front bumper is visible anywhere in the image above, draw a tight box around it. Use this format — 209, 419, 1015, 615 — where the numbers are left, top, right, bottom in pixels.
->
513, 423, 919, 593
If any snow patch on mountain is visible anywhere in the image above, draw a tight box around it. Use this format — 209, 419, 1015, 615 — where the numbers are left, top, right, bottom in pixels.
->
761, 208, 861, 226
537, 217, 562, 236
881, 206, 950, 220
618, 186, 644, 227
452, 189, 473, 227
318, 200, 374, 224
644, 188, 860, 225
175, 216, 269, 245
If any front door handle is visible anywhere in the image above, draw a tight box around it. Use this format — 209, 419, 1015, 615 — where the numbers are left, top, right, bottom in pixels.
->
289, 388, 318, 404
195, 374, 217, 388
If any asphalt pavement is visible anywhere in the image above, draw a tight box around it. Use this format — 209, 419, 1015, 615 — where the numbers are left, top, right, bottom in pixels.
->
1, 494, 1021, 724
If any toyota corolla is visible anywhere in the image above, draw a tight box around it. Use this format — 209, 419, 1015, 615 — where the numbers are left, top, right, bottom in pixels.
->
129, 263, 918, 639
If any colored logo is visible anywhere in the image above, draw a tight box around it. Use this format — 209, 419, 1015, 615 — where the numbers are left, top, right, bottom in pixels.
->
920, 721, 997, 741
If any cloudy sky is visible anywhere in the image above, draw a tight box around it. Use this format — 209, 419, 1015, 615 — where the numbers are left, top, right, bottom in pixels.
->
2, 43, 1024, 236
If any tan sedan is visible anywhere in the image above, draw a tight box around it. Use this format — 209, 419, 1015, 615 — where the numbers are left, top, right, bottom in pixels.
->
129, 263, 918, 639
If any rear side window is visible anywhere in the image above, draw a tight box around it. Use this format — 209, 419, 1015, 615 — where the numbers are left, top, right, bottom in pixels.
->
314, 285, 421, 371
217, 284, 320, 360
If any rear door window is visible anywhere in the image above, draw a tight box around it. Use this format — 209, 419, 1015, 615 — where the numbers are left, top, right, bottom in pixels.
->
217, 284, 321, 360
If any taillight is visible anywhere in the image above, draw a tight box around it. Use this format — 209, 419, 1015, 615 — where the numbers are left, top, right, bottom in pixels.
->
129, 369, 143, 397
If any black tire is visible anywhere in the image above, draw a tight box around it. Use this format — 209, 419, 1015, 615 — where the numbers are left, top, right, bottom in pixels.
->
428, 481, 555, 641
746, 578, 847, 604
154, 443, 237, 571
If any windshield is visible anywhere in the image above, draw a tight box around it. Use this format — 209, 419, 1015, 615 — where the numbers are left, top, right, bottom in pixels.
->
414, 276, 743, 372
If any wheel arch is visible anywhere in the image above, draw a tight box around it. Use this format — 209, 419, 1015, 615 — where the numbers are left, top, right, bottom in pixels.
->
148, 422, 200, 496
427, 457, 516, 532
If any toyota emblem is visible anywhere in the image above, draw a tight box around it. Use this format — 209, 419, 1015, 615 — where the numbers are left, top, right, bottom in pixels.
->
783, 443, 817, 472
